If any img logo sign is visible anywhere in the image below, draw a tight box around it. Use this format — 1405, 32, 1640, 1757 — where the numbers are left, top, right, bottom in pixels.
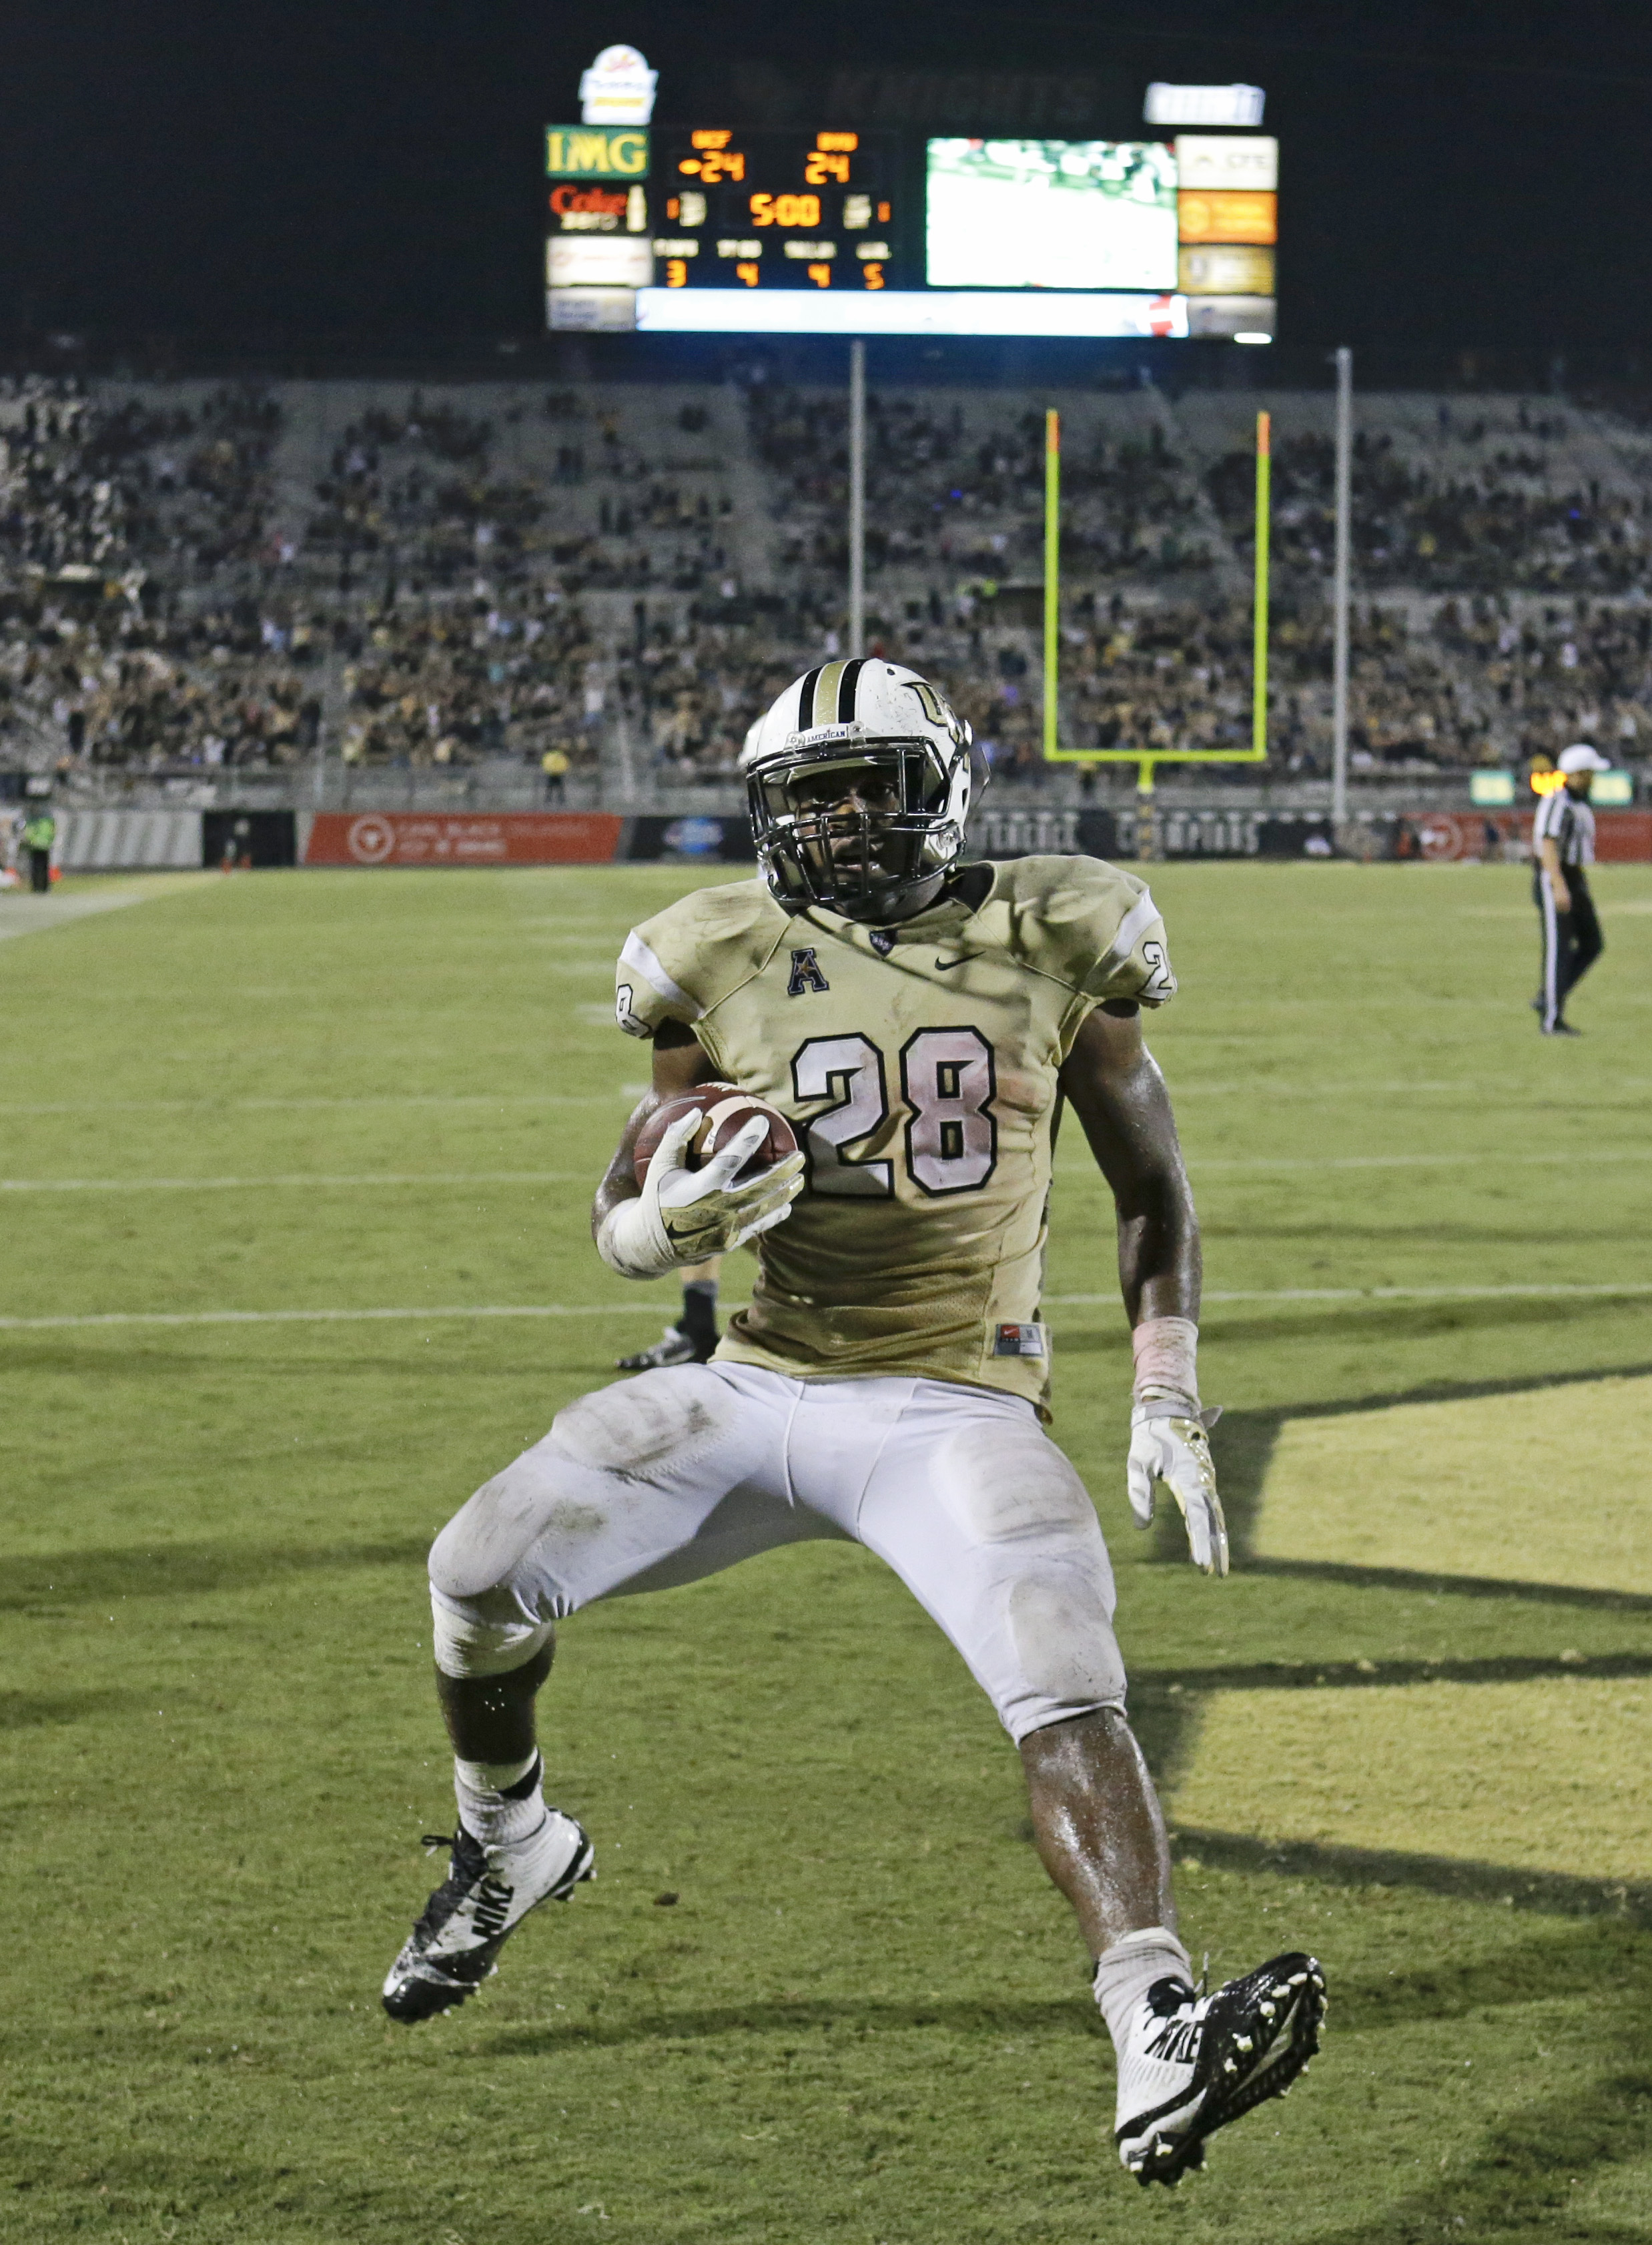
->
544, 125, 651, 179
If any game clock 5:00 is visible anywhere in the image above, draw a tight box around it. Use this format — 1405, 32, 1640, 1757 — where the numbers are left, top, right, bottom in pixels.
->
649, 129, 901, 291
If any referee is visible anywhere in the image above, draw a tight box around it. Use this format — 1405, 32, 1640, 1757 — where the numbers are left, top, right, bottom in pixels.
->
1534, 743, 1609, 1037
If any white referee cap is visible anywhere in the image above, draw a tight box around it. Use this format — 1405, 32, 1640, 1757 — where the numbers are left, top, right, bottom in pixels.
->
1558, 743, 1611, 773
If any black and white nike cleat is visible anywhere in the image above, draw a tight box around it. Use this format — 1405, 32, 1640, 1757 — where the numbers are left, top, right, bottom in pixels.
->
382, 1808, 594, 2023
616, 1323, 715, 1370
1113, 1952, 1326, 2187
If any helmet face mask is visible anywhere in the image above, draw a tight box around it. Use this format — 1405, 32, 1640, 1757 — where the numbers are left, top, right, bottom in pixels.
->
750, 737, 962, 920
743, 661, 980, 923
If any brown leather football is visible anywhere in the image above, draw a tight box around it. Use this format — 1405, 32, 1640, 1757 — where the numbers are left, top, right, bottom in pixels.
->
633, 1082, 799, 1188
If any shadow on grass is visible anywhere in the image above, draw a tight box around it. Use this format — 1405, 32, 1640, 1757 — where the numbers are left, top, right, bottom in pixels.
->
482, 1993, 1091, 2060
1312, 2066, 1652, 2245
0, 1536, 429, 1611
1170, 1825, 1652, 1929
1330, 1915, 1651, 2030
1244, 1556, 1652, 1613
0, 1689, 139, 1729
1136, 1651, 1652, 1695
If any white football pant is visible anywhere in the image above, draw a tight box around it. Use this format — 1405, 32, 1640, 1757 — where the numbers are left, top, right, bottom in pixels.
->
428, 1362, 1128, 1743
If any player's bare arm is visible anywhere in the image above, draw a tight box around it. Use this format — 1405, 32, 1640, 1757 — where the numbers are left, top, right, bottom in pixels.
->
1058, 1001, 1200, 1324
1061, 1001, 1228, 1577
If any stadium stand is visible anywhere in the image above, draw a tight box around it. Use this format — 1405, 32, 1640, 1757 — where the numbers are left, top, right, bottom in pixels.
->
1, 372, 1649, 796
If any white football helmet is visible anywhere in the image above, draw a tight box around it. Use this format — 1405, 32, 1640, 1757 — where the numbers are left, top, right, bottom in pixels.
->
741, 657, 981, 921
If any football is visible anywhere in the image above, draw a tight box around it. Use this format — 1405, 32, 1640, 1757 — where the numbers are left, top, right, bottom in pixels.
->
633, 1082, 799, 1188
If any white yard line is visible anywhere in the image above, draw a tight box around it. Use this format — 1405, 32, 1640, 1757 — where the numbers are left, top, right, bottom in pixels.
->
1050, 1282, 1652, 1308
0, 1301, 677, 1332
0, 875, 208, 942
0, 1093, 638, 1115
0, 1172, 587, 1192
9, 1143, 1651, 1192
1057, 1148, 1652, 1177
3, 1279, 1649, 1334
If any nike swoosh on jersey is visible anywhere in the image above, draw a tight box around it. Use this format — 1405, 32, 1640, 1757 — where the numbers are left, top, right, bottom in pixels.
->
933, 954, 977, 970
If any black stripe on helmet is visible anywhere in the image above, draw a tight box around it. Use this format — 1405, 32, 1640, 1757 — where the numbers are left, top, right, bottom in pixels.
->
836, 656, 867, 723
797, 668, 823, 734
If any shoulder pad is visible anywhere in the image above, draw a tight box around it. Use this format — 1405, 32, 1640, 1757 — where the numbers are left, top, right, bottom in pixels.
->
994, 854, 1177, 1007
614, 877, 783, 1039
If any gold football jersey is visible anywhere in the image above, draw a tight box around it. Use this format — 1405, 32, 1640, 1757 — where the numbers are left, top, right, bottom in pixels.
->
613, 856, 1176, 1409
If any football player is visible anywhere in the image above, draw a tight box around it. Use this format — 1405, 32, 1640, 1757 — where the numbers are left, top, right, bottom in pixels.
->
382, 660, 1324, 2186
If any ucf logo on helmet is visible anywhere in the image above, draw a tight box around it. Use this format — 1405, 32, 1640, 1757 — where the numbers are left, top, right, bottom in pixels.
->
907, 679, 967, 747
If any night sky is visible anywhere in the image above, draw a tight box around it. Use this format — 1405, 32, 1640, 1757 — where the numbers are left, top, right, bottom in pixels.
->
3, 1, 1649, 358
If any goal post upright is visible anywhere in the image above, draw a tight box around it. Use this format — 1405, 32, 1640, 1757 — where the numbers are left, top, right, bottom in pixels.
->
1252, 408, 1270, 761
1042, 408, 1060, 765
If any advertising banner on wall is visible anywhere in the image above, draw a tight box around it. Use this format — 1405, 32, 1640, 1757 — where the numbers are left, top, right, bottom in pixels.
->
286, 805, 1651, 872
1396, 809, 1651, 862
302, 813, 625, 867
622, 814, 755, 863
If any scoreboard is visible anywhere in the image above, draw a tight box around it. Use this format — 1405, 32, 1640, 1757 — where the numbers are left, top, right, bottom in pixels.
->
544, 116, 1277, 340
649, 129, 904, 295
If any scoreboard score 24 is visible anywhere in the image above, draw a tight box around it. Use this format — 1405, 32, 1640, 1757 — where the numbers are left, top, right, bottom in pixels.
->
651, 129, 900, 292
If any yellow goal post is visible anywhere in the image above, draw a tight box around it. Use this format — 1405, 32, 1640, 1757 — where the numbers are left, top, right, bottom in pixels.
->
1040, 406, 1272, 795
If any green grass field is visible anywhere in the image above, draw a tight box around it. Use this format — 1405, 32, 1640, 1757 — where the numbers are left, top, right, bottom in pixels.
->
3, 859, 1651, 2245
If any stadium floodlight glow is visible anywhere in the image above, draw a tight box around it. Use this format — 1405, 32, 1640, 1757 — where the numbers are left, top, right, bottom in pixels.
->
635, 287, 1188, 337
1233, 330, 1273, 344
1144, 83, 1265, 127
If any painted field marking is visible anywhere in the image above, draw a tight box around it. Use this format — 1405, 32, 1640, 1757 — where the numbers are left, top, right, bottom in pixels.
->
1051, 1282, 1652, 1308
0, 883, 186, 943
8, 1141, 1652, 1193
0, 1172, 588, 1192
0, 1302, 678, 1332
0, 1092, 636, 1115
1060, 1147, 1652, 1178
3, 1278, 1649, 1334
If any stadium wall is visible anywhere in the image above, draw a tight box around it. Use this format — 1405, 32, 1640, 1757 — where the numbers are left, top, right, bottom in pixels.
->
57, 809, 203, 871
45, 805, 1652, 870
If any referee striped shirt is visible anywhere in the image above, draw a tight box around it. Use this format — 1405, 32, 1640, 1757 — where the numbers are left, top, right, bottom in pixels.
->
1533, 788, 1595, 866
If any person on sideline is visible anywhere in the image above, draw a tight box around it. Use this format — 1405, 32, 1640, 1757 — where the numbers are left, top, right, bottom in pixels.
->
1534, 743, 1609, 1036
22, 805, 56, 894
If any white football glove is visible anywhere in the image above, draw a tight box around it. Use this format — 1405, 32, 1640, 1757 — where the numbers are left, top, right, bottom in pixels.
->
597, 1111, 805, 1282
1127, 1402, 1229, 1577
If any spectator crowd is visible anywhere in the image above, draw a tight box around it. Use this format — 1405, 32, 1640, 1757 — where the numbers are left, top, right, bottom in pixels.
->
2, 372, 1650, 791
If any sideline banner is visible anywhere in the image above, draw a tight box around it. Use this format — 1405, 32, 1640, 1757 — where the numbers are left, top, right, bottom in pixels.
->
1396, 809, 1651, 863
623, 813, 755, 863
304, 812, 625, 867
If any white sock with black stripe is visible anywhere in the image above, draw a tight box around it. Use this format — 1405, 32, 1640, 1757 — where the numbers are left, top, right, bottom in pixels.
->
1093, 1925, 1196, 2054
454, 1752, 544, 1849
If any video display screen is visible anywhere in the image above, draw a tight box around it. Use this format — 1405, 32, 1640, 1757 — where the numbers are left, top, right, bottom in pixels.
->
925, 139, 1178, 291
